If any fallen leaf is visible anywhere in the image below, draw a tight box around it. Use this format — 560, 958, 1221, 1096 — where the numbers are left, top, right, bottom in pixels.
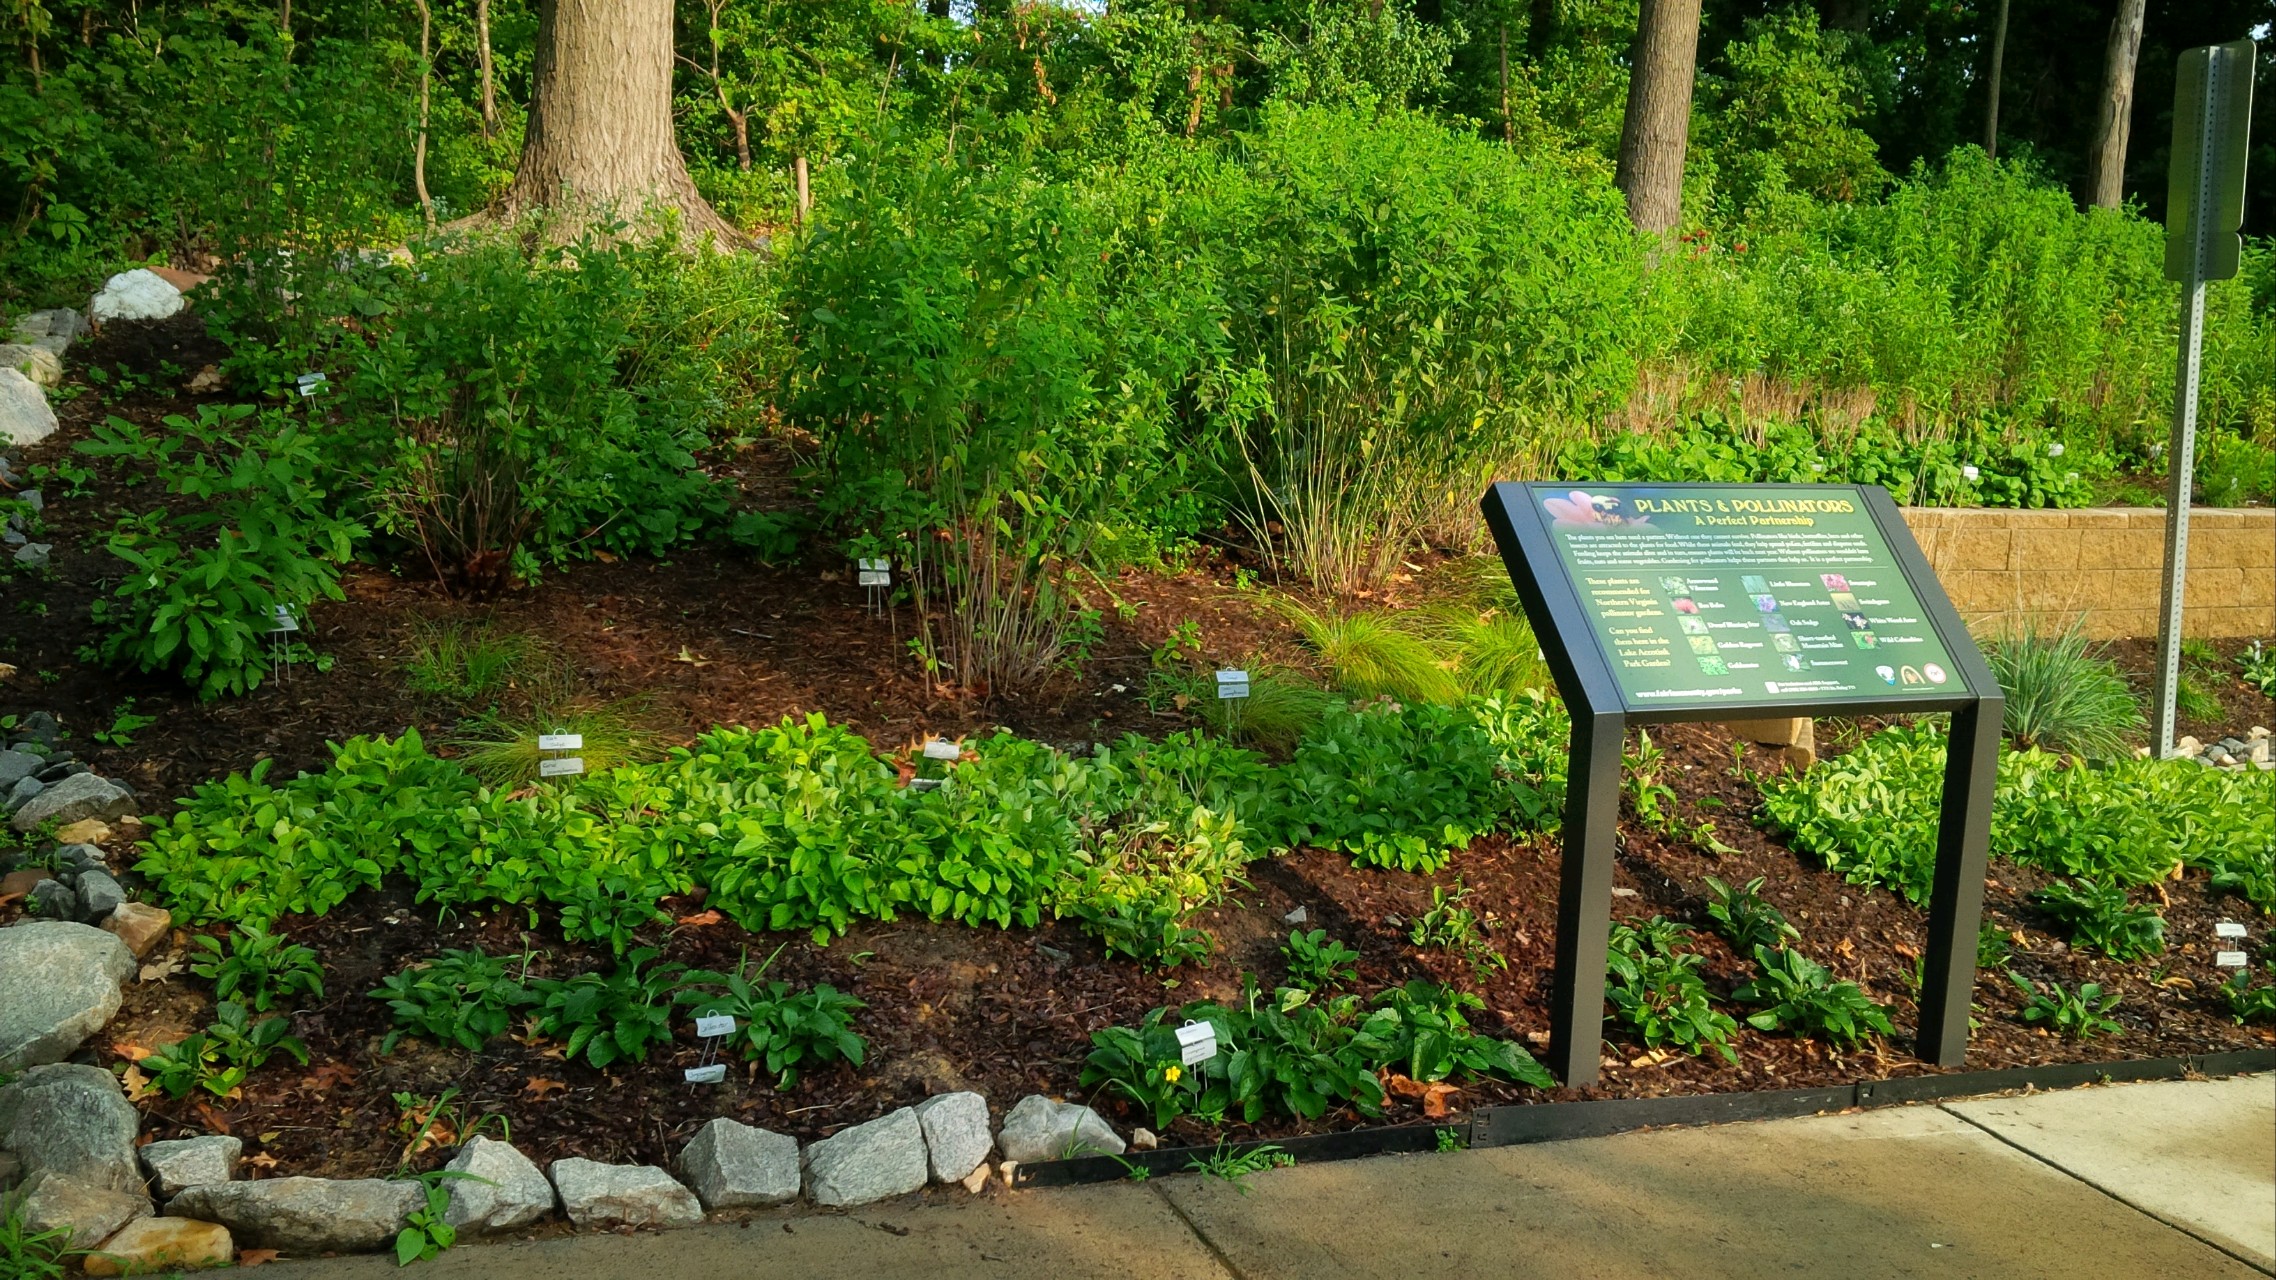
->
140, 956, 184, 983
594, 550, 618, 563
524, 1076, 568, 1099
1834, 938, 1856, 959
112, 1039, 155, 1063
119, 1063, 156, 1102
243, 1151, 279, 1172
1420, 1083, 1460, 1119
671, 645, 712, 667
193, 1103, 234, 1135
1893, 942, 1920, 960
0, 891, 22, 909
301, 1062, 358, 1094
1384, 1073, 1427, 1099
674, 909, 723, 927
239, 1249, 280, 1267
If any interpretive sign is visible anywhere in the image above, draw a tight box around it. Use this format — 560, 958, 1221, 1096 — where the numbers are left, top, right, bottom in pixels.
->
1484, 481, 2001, 1088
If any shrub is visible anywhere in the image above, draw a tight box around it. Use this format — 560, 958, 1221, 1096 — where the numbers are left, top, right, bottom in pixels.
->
527, 948, 690, 1069
1603, 918, 1738, 1061
131, 1001, 308, 1100
2224, 965, 2276, 1026
2010, 973, 2122, 1040
678, 951, 867, 1088
1733, 944, 1894, 1048
2030, 880, 2166, 962
1281, 928, 1360, 990
190, 923, 324, 1011
1703, 875, 1799, 955
1984, 622, 2143, 759
369, 949, 538, 1053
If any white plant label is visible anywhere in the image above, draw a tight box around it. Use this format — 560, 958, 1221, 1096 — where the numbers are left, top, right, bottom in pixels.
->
1174, 1020, 1219, 1066
1214, 669, 1250, 700
857, 557, 891, 588
693, 1014, 737, 1039
267, 604, 299, 633
537, 756, 585, 778
683, 1064, 728, 1084
2215, 950, 2249, 968
2216, 922, 2247, 938
537, 733, 584, 751
922, 739, 962, 761
296, 371, 327, 397
909, 777, 942, 792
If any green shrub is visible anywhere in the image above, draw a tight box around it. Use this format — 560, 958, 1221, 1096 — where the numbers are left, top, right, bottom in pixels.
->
190, 923, 324, 1011
1146, 664, 1342, 755
1985, 622, 2143, 759
131, 1001, 309, 1100
1277, 601, 1460, 704
1281, 928, 1360, 990
679, 952, 867, 1088
2223, 965, 2276, 1025
1703, 875, 1799, 955
1604, 918, 1738, 1061
2010, 973, 2122, 1040
369, 949, 537, 1054
1733, 944, 1894, 1048
2030, 880, 2166, 962
527, 948, 690, 1069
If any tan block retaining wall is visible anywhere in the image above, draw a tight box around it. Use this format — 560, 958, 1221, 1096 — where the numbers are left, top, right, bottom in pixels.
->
1900, 507, 2276, 639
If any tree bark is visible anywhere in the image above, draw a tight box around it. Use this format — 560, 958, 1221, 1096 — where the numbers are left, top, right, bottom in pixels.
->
499, 0, 738, 244
1983, 0, 2009, 158
2086, 0, 2144, 208
413, 0, 434, 228
476, 0, 497, 134
1499, 23, 1512, 145
1615, 0, 1702, 235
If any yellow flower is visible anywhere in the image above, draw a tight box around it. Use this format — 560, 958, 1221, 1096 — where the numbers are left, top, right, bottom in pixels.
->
1162, 1065, 1182, 1083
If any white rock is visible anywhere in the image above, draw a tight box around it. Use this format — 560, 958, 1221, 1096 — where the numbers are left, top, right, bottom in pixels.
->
677, 1118, 799, 1210
442, 1135, 555, 1233
1131, 1128, 1159, 1151
0, 1064, 145, 1193
12, 1170, 150, 1243
548, 1158, 703, 1229
139, 1135, 241, 1197
0, 366, 55, 447
168, 1177, 422, 1253
0, 923, 134, 1070
0, 343, 62, 388
803, 1108, 929, 1207
913, 1092, 993, 1184
89, 269, 185, 324
995, 1095, 1123, 1165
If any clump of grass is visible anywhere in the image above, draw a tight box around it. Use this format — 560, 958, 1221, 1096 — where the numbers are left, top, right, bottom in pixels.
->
403, 618, 542, 706
452, 698, 670, 787
1437, 607, 1551, 698
1275, 598, 1461, 704
1147, 662, 1341, 754
1984, 620, 2143, 759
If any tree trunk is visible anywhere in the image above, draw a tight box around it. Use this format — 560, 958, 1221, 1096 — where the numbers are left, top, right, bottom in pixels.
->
1615, 0, 1702, 236
2086, 0, 2144, 208
476, 0, 497, 134
794, 155, 810, 223
1499, 23, 1512, 145
1983, 0, 2009, 158
414, 0, 435, 228
499, 0, 738, 244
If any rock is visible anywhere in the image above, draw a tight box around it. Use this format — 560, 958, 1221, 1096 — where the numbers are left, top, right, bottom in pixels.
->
12, 308, 85, 349
1131, 1128, 1159, 1151
89, 270, 185, 324
140, 1136, 241, 1198
0, 343, 61, 388
11, 773, 137, 833
0, 1063, 142, 1192
186, 365, 225, 394
28, 878, 78, 919
167, 1177, 422, 1253
0, 922, 133, 1069
1283, 905, 1308, 925
52, 843, 103, 872
547, 1158, 703, 1229
36, 759, 87, 783
54, 819, 112, 846
913, 1092, 992, 1184
995, 1095, 1124, 1165
441, 1136, 554, 1233
10, 1170, 150, 1244
1, 867, 51, 896
0, 749, 37, 787
15, 711, 58, 744
75, 870, 126, 922
81, 1215, 234, 1275
677, 1118, 799, 1211
6, 775, 45, 812
104, 903, 172, 960
803, 1108, 928, 1207
960, 1165, 989, 1194
2175, 735, 2202, 757
11, 541, 50, 569
0, 367, 55, 447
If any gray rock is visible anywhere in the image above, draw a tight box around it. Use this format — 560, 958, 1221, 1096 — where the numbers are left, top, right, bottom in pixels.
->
442, 1136, 554, 1233
35, 760, 86, 783
139, 1135, 241, 1198
803, 1107, 928, 1207
28, 878, 77, 919
53, 844, 104, 873
0, 922, 133, 1069
913, 1092, 993, 1184
0, 367, 54, 448
11, 773, 137, 833
996, 1095, 1124, 1165
0, 750, 35, 788
547, 1158, 703, 1229
4, 775, 42, 812
12, 489, 39, 516
12, 308, 84, 346
89, 270, 185, 324
677, 1118, 799, 1211
0, 343, 61, 389
10, 541, 48, 568
168, 1177, 422, 1252
0, 1063, 142, 1193
73, 870, 125, 922
10, 1170, 150, 1244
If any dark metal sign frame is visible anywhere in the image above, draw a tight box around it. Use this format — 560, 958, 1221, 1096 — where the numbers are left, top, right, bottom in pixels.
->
1481, 481, 2003, 1087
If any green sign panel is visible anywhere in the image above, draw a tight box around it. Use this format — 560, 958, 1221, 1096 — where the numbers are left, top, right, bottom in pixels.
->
1521, 483, 1970, 710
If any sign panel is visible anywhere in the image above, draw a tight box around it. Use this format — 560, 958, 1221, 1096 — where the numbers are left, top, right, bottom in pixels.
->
2165, 40, 2255, 284
1516, 483, 1969, 712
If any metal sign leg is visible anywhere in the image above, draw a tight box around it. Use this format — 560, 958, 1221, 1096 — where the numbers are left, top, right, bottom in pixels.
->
1548, 705, 1626, 1087
1916, 697, 2003, 1066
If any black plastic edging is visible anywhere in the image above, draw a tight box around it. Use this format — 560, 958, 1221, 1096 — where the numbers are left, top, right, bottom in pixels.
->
1011, 1048, 2274, 1187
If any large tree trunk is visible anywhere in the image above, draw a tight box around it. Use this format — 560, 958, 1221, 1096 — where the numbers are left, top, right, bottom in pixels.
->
2086, 0, 2145, 209
499, 0, 738, 244
1615, 0, 1702, 236
1983, 0, 2009, 158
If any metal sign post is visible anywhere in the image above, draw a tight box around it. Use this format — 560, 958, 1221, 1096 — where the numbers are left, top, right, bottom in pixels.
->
2151, 39, 2255, 756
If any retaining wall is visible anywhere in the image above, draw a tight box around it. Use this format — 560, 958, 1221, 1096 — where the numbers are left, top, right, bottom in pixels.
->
1900, 506, 2275, 639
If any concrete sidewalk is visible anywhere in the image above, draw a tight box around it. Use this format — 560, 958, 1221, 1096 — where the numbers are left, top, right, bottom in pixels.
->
283, 1073, 2274, 1280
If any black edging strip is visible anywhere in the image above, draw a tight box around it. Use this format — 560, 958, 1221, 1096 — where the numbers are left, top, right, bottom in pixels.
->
1011, 1048, 2274, 1188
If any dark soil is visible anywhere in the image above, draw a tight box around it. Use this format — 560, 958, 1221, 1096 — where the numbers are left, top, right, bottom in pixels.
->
1, 316, 2269, 1183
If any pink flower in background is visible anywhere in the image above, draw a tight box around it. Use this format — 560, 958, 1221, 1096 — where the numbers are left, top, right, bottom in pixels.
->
1544, 490, 1649, 529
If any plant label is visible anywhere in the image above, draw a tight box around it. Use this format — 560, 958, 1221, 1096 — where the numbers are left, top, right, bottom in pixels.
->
266, 604, 299, 633
683, 1064, 728, 1085
537, 756, 585, 778
1215, 669, 1250, 700
857, 557, 891, 587
2216, 922, 2247, 938
537, 733, 584, 751
1174, 1019, 1218, 1066
922, 739, 962, 761
909, 777, 942, 791
296, 371, 327, 397
2215, 950, 2249, 968
694, 1014, 737, 1039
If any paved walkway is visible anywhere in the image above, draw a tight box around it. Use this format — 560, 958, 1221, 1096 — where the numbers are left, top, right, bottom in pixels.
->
286, 1073, 2274, 1280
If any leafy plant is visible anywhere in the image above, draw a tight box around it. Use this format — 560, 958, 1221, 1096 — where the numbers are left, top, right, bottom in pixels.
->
0, 1201, 76, 1280
679, 949, 868, 1088
1604, 919, 1738, 1061
528, 948, 690, 1069
92, 699, 157, 748
1276, 600, 1460, 704
191, 922, 325, 1011
1186, 1142, 1294, 1193
402, 619, 540, 705
1623, 729, 1680, 833
391, 1088, 509, 1172
132, 1002, 309, 1099
451, 698, 668, 787
1703, 875, 1799, 955
1145, 663, 1340, 754
1978, 921, 2013, 969
1409, 880, 1506, 979
2010, 973, 2123, 1040
1281, 928, 1360, 990
2239, 640, 2276, 699
1356, 981, 1554, 1087
2030, 880, 2166, 962
394, 1170, 486, 1266
2222, 964, 2276, 1025
371, 949, 538, 1053
1733, 945, 1894, 1048
1984, 621, 2143, 759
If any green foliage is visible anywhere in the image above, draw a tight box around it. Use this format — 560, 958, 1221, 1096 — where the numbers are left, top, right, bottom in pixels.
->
132, 1001, 309, 1100
369, 949, 536, 1054
1185, 1142, 1295, 1193
1604, 918, 1738, 1061
1278, 601, 1459, 704
2030, 880, 2166, 962
1702, 876, 1798, 956
402, 620, 539, 705
1978, 922, 2012, 970
1363, 980, 1554, 1087
2223, 965, 2276, 1026
77, 406, 362, 699
1733, 945, 1895, 1048
1147, 664, 1342, 755
527, 948, 689, 1070
1281, 928, 1360, 991
2238, 640, 2276, 699
0, 1200, 75, 1280
1985, 623, 2144, 759
679, 951, 868, 1088
2010, 973, 2123, 1041
1408, 880, 1506, 979
451, 701, 669, 788
1696, 8, 1887, 207
394, 1170, 477, 1266
190, 923, 324, 1011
